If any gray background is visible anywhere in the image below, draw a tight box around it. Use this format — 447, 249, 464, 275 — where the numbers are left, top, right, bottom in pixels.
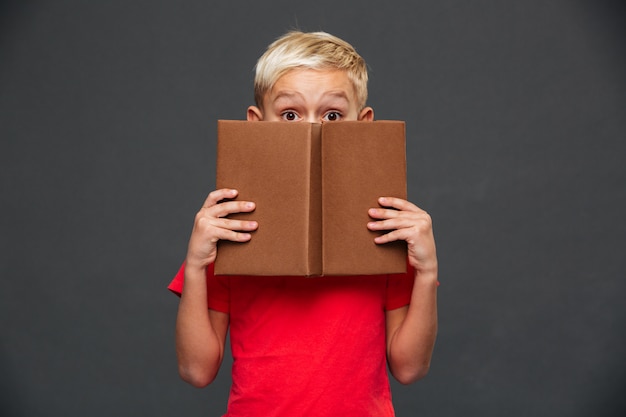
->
1, 1, 624, 416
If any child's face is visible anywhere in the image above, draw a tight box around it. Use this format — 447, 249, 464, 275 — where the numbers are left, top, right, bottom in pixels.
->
247, 68, 373, 123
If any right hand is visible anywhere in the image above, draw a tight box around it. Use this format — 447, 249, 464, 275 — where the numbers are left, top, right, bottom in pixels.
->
185, 188, 257, 269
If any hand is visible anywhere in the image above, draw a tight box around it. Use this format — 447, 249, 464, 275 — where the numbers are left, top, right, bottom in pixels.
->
186, 189, 258, 269
367, 197, 437, 274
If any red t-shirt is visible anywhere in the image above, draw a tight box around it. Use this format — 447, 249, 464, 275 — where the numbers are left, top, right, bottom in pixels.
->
169, 263, 414, 417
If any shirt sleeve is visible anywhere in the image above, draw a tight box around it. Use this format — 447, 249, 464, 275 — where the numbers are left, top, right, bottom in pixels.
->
167, 263, 186, 296
167, 262, 230, 314
385, 259, 415, 311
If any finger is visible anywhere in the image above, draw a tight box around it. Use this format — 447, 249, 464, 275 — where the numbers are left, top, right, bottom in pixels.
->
368, 206, 425, 221
370, 217, 433, 242
367, 217, 417, 232
191, 216, 257, 247
377, 196, 421, 212
211, 217, 259, 233
211, 227, 255, 243
373, 231, 391, 245
370, 209, 432, 229
368, 207, 400, 220
372, 226, 426, 245
201, 200, 256, 219
202, 188, 238, 208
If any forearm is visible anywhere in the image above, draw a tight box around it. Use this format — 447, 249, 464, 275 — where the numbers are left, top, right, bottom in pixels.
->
388, 268, 438, 384
175, 263, 225, 387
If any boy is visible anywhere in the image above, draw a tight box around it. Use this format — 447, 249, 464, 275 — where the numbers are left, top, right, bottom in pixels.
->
168, 31, 438, 416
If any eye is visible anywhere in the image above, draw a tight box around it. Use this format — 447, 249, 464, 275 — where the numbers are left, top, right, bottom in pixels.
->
323, 111, 342, 122
281, 111, 300, 121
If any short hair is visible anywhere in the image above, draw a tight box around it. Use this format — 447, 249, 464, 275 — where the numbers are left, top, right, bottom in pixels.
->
253, 31, 369, 110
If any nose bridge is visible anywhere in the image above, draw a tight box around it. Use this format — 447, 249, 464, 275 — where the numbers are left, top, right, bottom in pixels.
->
303, 112, 318, 123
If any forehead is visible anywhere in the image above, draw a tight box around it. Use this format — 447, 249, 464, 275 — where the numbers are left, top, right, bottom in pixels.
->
268, 68, 356, 102
262, 68, 358, 112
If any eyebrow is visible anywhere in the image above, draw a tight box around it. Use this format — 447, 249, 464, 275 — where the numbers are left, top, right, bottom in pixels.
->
272, 91, 303, 105
322, 90, 350, 102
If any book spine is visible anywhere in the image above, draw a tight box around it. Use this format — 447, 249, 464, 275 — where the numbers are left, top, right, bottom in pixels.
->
308, 124, 323, 276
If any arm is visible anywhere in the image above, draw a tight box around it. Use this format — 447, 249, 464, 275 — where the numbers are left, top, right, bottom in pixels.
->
175, 188, 257, 387
368, 197, 438, 384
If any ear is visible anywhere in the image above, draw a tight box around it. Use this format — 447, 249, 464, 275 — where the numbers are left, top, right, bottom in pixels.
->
358, 106, 374, 121
247, 106, 264, 121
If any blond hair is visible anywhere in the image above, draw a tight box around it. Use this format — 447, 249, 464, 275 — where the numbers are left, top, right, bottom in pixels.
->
253, 31, 369, 110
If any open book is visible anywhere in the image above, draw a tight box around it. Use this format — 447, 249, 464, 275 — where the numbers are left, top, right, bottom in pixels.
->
214, 120, 407, 276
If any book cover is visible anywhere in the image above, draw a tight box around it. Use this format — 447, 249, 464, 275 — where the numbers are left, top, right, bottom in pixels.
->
214, 120, 407, 276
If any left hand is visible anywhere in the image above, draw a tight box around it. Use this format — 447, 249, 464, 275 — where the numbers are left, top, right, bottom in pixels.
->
367, 197, 437, 274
